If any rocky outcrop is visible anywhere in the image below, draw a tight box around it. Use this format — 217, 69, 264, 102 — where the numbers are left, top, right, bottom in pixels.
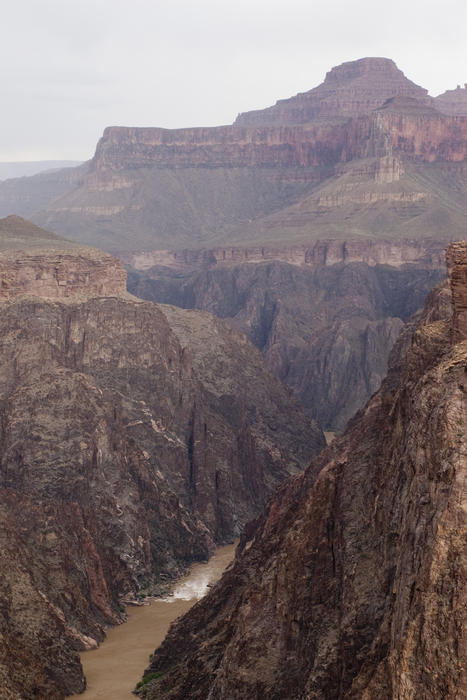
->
0, 215, 127, 300
0, 228, 323, 698
435, 84, 467, 116
29, 108, 467, 250
447, 240, 467, 341
142, 242, 466, 700
235, 57, 431, 126
127, 244, 446, 430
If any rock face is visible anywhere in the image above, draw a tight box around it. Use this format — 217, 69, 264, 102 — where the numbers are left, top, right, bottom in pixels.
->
127, 240, 445, 430
0, 216, 127, 300
0, 223, 324, 699
1, 59, 467, 249
435, 84, 467, 116
447, 240, 467, 342
235, 57, 431, 125
142, 242, 466, 700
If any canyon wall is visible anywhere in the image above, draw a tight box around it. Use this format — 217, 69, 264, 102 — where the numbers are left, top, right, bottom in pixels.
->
0, 220, 324, 698
0, 214, 126, 300
142, 242, 466, 700
127, 240, 446, 430
1, 59, 466, 251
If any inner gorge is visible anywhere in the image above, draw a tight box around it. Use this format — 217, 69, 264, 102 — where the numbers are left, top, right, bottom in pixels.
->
69, 543, 236, 700
0, 54, 465, 699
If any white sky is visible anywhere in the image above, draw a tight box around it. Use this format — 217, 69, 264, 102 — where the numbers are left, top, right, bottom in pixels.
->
2, 0, 466, 161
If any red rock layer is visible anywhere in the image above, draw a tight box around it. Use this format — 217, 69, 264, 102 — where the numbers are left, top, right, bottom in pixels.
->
0, 215, 127, 300
90, 107, 467, 178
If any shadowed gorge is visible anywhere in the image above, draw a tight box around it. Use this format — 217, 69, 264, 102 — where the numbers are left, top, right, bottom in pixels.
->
140, 242, 466, 700
0, 217, 323, 699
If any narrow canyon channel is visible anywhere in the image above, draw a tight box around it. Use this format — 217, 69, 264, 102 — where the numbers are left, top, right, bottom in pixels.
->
69, 542, 237, 699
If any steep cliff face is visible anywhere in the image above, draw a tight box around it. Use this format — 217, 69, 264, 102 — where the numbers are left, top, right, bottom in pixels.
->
30, 110, 467, 249
235, 57, 431, 126
0, 228, 323, 699
143, 241, 466, 699
1, 59, 467, 249
127, 241, 445, 430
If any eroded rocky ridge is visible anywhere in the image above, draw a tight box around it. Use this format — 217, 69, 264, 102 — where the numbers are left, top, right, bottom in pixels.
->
127, 239, 445, 429
0, 222, 323, 699
0, 216, 127, 300
142, 242, 467, 699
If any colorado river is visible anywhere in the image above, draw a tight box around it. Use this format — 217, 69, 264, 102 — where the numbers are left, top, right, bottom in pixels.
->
69, 542, 237, 699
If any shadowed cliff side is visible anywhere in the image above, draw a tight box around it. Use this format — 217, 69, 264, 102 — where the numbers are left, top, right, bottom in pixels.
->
0, 217, 324, 699
127, 241, 445, 430
142, 241, 466, 699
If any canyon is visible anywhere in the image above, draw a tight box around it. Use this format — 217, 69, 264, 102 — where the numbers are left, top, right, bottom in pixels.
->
0, 57, 466, 699
1, 58, 467, 251
0, 58, 464, 428
0, 217, 324, 699
126, 240, 445, 429
141, 241, 466, 700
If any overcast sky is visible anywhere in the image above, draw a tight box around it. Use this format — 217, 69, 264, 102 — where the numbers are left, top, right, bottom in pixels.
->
2, 0, 467, 161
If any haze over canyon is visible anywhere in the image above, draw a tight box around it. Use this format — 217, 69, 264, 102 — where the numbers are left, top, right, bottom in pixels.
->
0, 56, 465, 699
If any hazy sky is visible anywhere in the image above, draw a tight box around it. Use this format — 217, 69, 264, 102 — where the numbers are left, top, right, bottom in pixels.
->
2, 0, 467, 161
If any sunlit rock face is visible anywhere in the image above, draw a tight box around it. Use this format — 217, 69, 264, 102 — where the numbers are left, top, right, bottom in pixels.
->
0, 219, 324, 699
143, 241, 466, 700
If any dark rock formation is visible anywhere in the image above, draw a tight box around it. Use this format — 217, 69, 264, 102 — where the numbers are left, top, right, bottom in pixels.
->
142, 242, 466, 699
0, 219, 323, 699
127, 241, 445, 430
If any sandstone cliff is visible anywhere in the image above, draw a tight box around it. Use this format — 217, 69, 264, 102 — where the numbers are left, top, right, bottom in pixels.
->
0, 220, 324, 698
142, 242, 466, 699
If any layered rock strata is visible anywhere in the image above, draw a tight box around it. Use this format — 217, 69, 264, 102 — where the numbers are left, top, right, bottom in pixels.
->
142, 241, 466, 699
0, 222, 324, 698
127, 241, 445, 430
0, 214, 127, 300
1, 59, 467, 249
235, 57, 431, 125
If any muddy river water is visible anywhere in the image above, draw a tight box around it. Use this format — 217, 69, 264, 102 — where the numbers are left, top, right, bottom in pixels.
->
70, 542, 237, 699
